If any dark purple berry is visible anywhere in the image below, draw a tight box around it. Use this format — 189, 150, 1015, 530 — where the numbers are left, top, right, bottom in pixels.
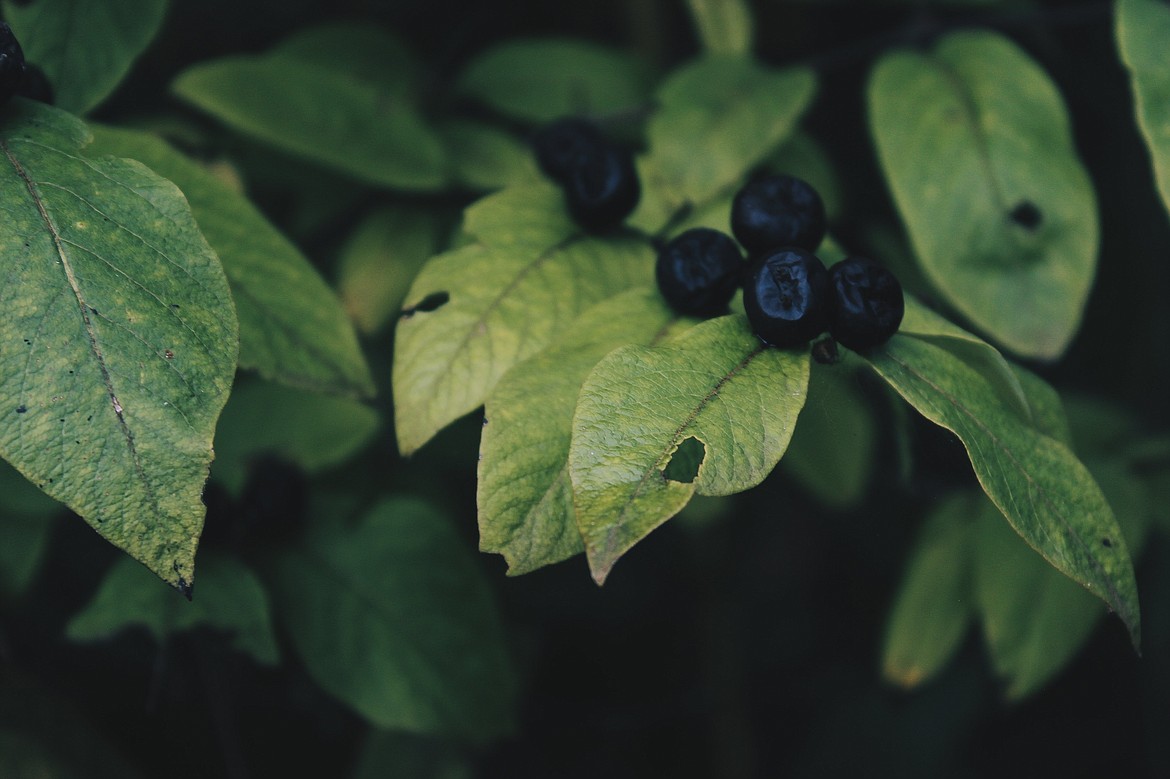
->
742, 248, 830, 348
828, 256, 904, 352
731, 174, 826, 255
532, 117, 606, 183
17, 62, 53, 105
656, 228, 744, 317
563, 141, 640, 233
0, 22, 28, 107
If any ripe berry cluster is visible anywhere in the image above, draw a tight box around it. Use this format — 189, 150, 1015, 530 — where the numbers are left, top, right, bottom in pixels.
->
0, 22, 55, 107
532, 118, 640, 233
656, 173, 904, 353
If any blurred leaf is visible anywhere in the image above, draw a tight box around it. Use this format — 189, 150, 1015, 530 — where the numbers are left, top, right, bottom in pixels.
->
866, 335, 1141, 648
271, 498, 517, 742
67, 552, 280, 665
632, 56, 815, 233
479, 288, 682, 575
212, 379, 379, 496
3, 0, 167, 114
456, 38, 653, 124
1117, 0, 1170, 218
869, 31, 1097, 359
570, 315, 809, 583
351, 731, 471, 779
171, 26, 446, 190
335, 205, 443, 335
438, 119, 540, 191
393, 182, 654, 455
882, 492, 977, 689
0, 463, 60, 597
0, 102, 236, 592
87, 124, 375, 397
781, 360, 876, 510
766, 130, 843, 222
273, 21, 420, 92
684, 0, 753, 55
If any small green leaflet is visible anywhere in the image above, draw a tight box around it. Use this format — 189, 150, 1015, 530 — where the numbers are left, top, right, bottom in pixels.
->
684, 0, 754, 56
4, 0, 168, 114
0, 101, 238, 592
1117, 0, 1170, 219
869, 30, 1097, 360
865, 335, 1141, 649
270, 498, 517, 742
86, 125, 375, 398
171, 25, 446, 190
478, 288, 683, 575
393, 182, 654, 455
632, 56, 816, 234
570, 315, 809, 584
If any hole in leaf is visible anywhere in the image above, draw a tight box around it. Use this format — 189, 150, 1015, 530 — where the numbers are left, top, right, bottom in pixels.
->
1102, 537, 1114, 548
1009, 201, 1042, 230
663, 436, 706, 484
401, 291, 449, 318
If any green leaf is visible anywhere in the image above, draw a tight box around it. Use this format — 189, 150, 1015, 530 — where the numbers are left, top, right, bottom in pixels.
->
1010, 364, 1073, 446
211, 379, 380, 496
781, 359, 876, 510
865, 335, 1141, 648
882, 492, 977, 689
632, 57, 816, 233
3, 0, 168, 114
335, 205, 443, 335
270, 498, 517, 742
0, 101, 237, 592
570, 315, 809, 583
171, 27, 446, 191
684, 0, 754, 55
67, 551, 280, 665
438, 119, 541, 191
455, 38, 653, 124
393, 182, 654, 455
86, 124, 375, 397
478, 288, 682, 575
868, 31, 1098, 359
1117, 0, 1170, 218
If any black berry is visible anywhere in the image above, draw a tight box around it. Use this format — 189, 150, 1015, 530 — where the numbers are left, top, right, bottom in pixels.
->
742, 248, 830, 348
0, 22, 28, 107
731, 174, 826, 255
17, 62, 53, 105
655, 228, 744, 317
532, 117, 606, 183
563, 141, 640, 233
827, 256, 904, 352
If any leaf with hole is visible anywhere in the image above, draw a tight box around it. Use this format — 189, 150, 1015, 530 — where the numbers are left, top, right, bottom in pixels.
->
869, 31, 1097, 359
864, 335, 1141, 649
393, 182, 654, 455
570, 315, 809, 583
0, 101, 237, 591
86, 124, 375, 397
479, 287, 684, 575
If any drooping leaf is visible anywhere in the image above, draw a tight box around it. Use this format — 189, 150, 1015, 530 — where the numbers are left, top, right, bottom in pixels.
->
171, 26, 446, 190
869, 31, 1097, 359
865, 335, 1141, 648
570, 315, 809, 583
1117, 0, 1170, 218
211, 379, 380, 496
86, 124, 375, 397
438, 119, 540, 192
974, 455, 1148, 700
781, 359, 876, 510
67, 551, 280, 665
479, 288, 683, 575
270, 498, 517, 742
393, 182, 655, 455
456, 38, 654, 124
4, 0, 168, 114
0, 101, 237, 591
631, 56, 816, 234
335, 205, 443, 335
684, 0, 754, 55
882, 492, 977, 689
